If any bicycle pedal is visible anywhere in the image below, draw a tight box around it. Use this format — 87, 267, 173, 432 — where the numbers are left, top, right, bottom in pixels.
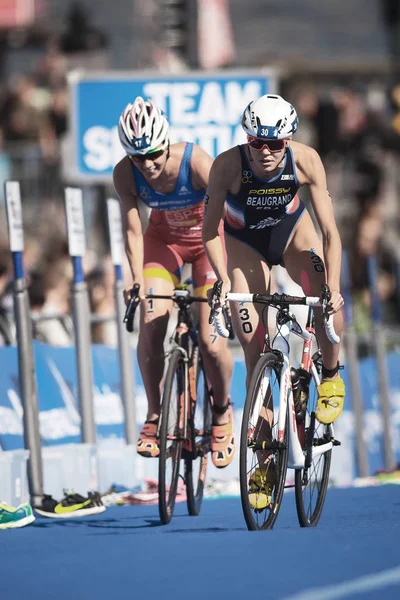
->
332, 439, 341, 446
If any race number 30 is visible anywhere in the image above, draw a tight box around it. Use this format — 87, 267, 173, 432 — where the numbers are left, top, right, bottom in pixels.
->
239, 307, 253, 334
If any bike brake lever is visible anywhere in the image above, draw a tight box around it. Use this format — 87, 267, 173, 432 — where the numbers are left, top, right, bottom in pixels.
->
320, 284, 331, 323
123, 283, 140, 332
208, 280, 223, 325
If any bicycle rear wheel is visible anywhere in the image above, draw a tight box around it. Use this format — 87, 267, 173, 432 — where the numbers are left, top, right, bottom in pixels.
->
240, 352, 289, 531
295, 360, 332, 527
185, 346, 212, 516
158, 348, 184, 525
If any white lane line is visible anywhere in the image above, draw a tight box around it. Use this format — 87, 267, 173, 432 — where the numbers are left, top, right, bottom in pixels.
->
281, 565, 400, 600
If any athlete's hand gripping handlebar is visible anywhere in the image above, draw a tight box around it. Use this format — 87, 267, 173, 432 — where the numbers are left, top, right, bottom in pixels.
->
208, 280, 235, 340
123, 283, 140, 333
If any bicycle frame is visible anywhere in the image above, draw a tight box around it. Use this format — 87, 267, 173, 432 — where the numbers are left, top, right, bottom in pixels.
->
210, 287, 339, 472
150, 289, 205, 447
125, 283, 214, 523
266, 309, 334, 469
169, 292, 198, 441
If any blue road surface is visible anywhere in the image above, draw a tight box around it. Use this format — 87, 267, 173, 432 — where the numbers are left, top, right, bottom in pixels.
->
1, 485, 400, 600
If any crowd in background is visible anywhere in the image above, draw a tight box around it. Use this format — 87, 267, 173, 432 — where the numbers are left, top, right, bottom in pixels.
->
286, 81, 400, 337
0, 8, 399, 349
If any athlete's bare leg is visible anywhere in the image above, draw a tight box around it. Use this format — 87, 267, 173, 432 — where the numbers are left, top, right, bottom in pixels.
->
225, 235, 272, 384
283, 210, 344, 370
196, 298, 234, 426
137, 276, 174, 421
225, 236, 274, 458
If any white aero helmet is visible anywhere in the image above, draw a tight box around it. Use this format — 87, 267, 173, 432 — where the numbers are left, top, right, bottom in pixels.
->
118, 96, 169, 155
241, 94, 298, 140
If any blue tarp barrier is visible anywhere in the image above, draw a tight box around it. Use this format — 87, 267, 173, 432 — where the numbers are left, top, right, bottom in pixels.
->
1, 343, 399, 476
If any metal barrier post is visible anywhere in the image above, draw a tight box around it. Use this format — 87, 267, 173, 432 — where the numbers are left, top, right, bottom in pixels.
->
107, 198, 137, 444
367, 255, 396, 471
65, 187, 96, 445
5, 181, 44, 506
341, 250, 369, 478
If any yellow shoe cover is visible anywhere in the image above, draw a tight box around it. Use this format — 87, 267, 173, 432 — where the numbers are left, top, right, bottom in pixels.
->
316, 374, 345, 424
248, 466, 276, 511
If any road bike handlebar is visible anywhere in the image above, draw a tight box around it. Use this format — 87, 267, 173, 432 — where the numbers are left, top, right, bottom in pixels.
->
210, 283, 340, 345
123, 283, 234, 338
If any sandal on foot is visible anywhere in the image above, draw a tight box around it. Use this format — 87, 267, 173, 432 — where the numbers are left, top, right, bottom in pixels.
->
136, 420, 159, 458
211, 403, 235, 468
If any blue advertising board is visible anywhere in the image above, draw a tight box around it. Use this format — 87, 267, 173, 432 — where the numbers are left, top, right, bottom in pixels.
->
2, 342, 399, 480
0, 343, 137, 449
69, 70, 277, 179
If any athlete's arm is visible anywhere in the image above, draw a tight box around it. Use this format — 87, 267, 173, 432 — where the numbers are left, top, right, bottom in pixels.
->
190, 144, 213, 190
299, 146, 343, 312
113, 157, 145, 296
202, 151, 235, 298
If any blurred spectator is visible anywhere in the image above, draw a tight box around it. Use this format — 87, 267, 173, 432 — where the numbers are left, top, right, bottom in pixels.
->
290, 85, 319, 147
351, 138, 384, 212
86, 256, 117, 346
34, 39, 68, 91
60, 4, 108, 54
350, 204, 398, 334
39, 86, 68, 171
46, 86, 68, 140
28, 257, 74, 346
23, 237, 43, 277
314, 96, 340, 160
334, 88, 367, 153
1, 75, 50, 144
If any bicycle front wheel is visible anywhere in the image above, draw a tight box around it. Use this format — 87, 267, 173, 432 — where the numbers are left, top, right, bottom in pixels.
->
240, 352, 289, 531
185, 346, 212, 516
158, 348, 184, 525
294, 362, 332, 527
